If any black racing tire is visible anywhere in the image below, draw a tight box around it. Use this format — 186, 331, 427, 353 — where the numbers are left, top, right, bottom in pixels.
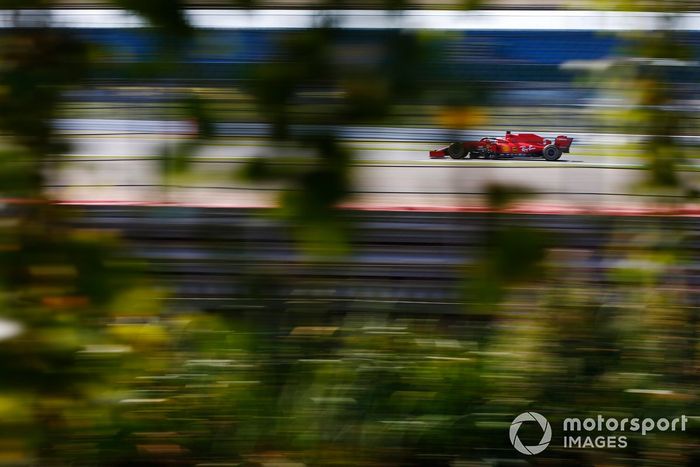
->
542, 144, 562, 161
448, 142, 466, 159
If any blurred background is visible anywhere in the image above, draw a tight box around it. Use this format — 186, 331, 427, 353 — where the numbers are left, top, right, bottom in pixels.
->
0, 1, 699, 466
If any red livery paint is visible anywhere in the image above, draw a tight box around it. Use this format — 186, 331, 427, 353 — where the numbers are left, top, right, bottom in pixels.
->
429, 131, 574, 161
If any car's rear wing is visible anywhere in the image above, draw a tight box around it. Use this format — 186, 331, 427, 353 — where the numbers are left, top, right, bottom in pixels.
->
555, 135, 574, 153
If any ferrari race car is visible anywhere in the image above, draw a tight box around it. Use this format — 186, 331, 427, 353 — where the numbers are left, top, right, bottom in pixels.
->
429, 131, 574, 161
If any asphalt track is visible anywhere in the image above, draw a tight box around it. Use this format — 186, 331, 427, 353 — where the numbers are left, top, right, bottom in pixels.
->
45, 135, 700, 211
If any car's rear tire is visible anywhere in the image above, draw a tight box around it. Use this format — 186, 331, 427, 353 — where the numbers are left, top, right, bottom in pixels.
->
448, 142, 466, 159
542, 144, 561, 161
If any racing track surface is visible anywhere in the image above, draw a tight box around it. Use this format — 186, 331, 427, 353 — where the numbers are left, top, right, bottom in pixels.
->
44, 135, 700, 210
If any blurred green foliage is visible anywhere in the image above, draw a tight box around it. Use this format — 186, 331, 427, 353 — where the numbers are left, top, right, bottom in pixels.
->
0, 29, 87, 161
243, 25, 435, 254
609, 29, 692, 187
584, 4, 698, 192
115, 0, 190, 35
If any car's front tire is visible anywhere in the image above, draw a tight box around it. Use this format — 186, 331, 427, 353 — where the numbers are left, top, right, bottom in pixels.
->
448, 142, 466, 159
542, 144, 562, 161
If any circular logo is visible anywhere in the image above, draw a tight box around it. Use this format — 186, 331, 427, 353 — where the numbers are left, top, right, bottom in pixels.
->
509, 412, 552, 455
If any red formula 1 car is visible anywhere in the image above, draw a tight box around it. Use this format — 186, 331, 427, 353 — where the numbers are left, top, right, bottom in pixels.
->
429, 131, 574, 161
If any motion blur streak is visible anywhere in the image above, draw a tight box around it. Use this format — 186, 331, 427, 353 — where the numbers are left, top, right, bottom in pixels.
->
67, 206, 700, 318
5, 9, 700, 30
